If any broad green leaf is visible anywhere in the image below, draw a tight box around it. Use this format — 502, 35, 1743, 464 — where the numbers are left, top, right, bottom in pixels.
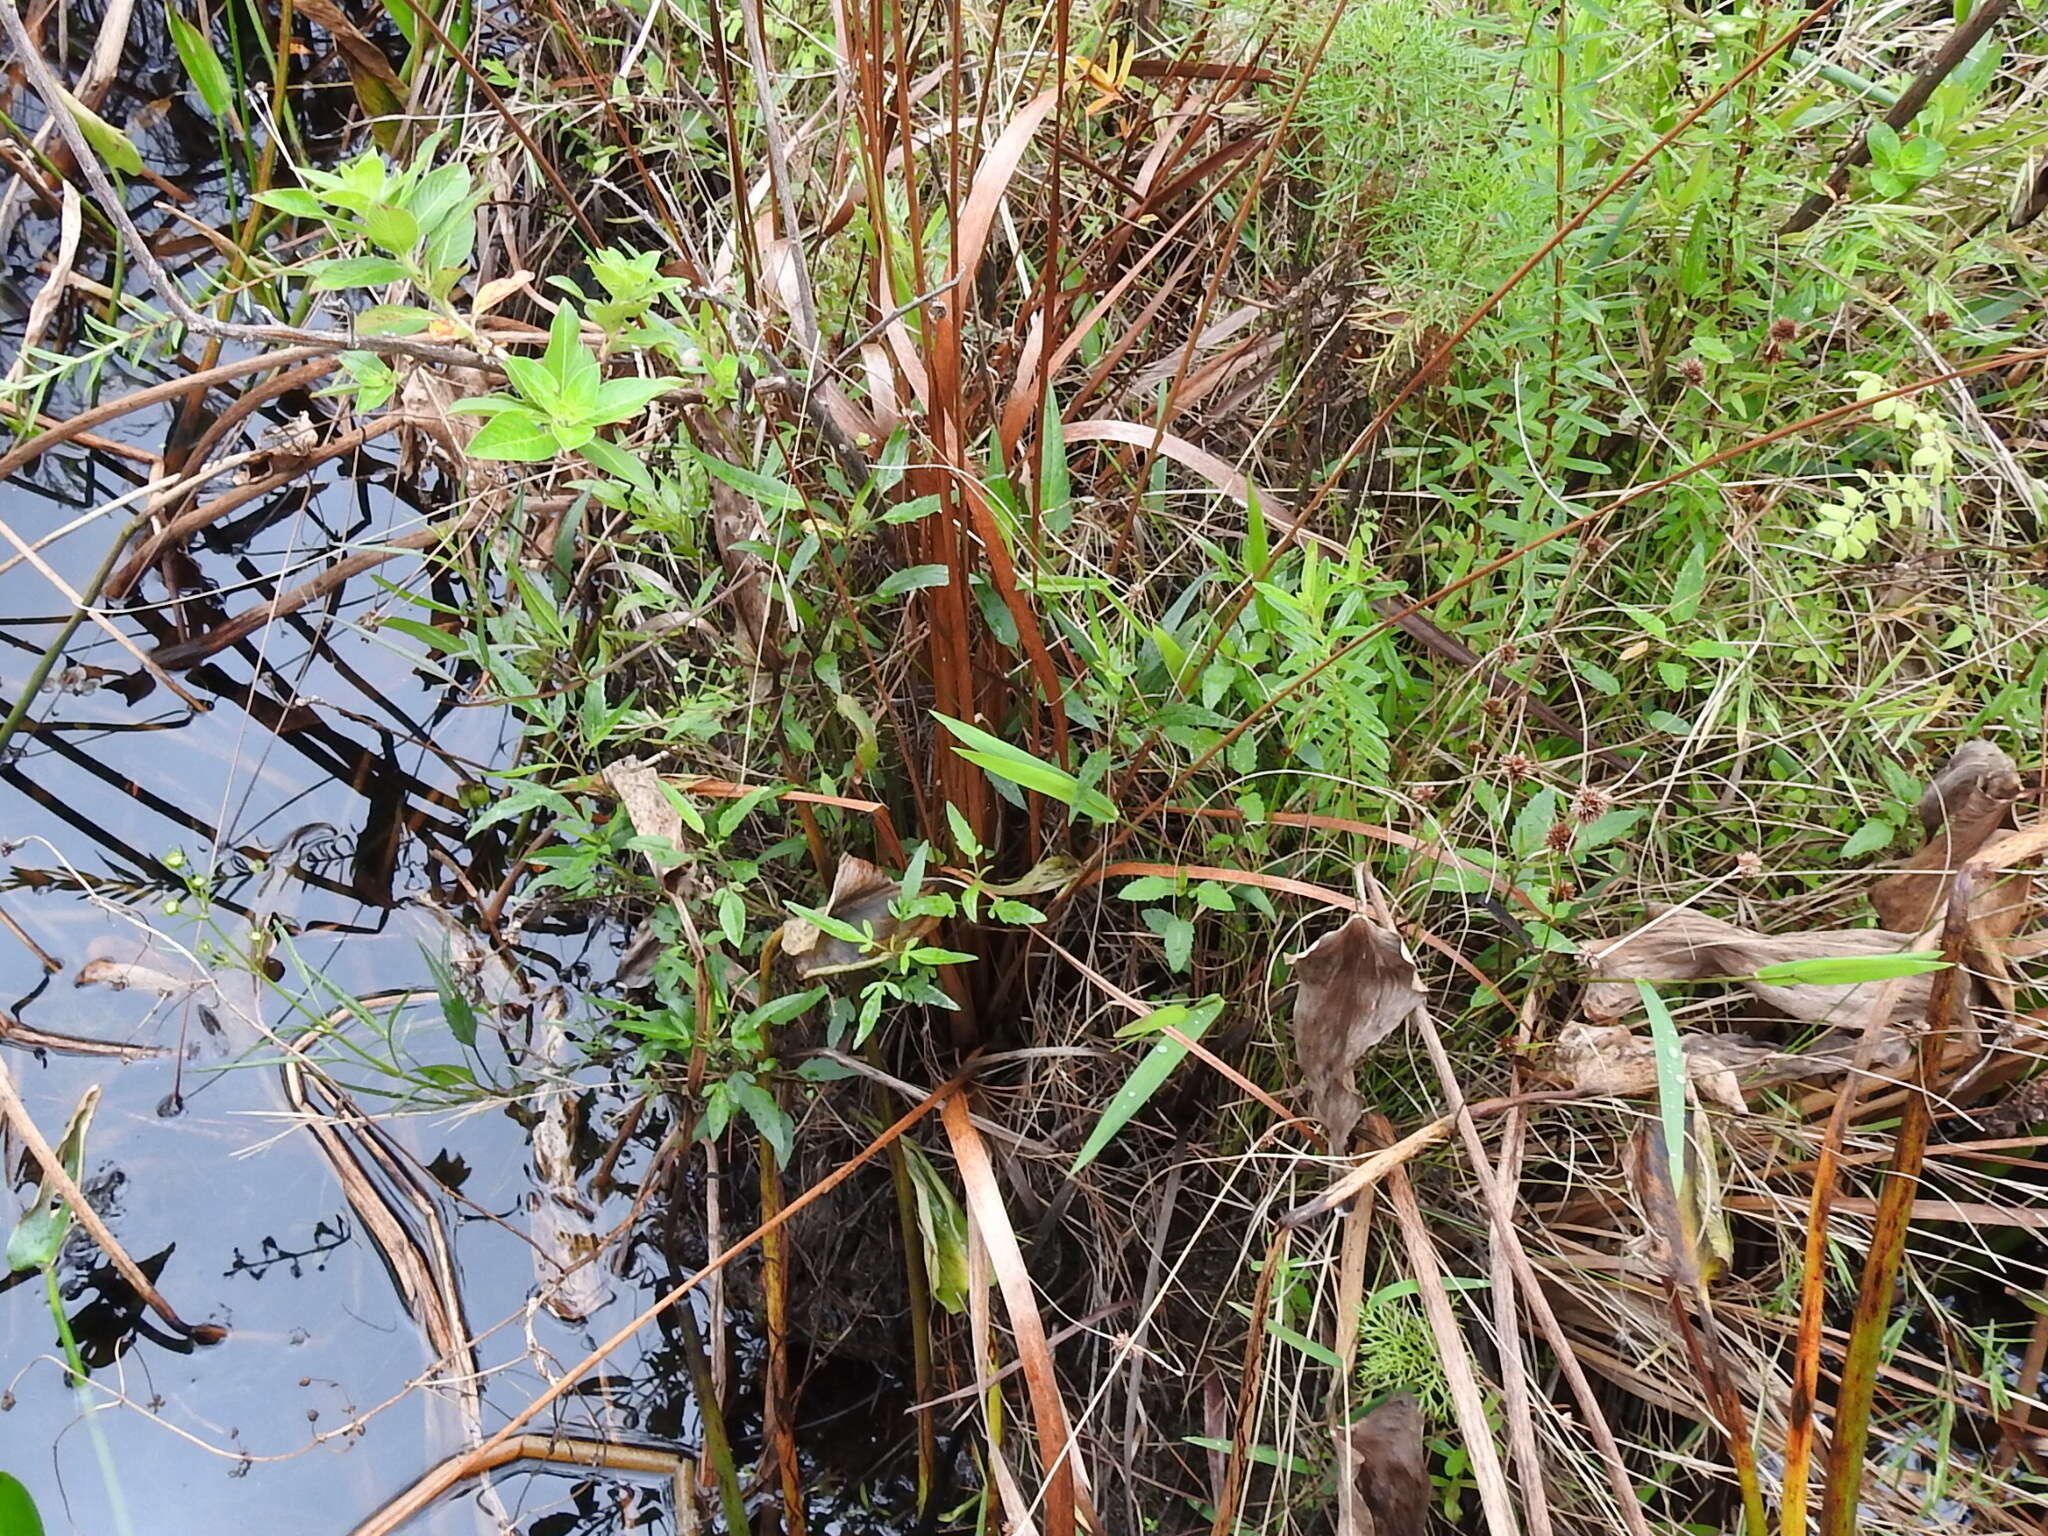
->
164, 3, 232, 118
56, 86, 142, 175
1142, 907, 1194, 971
500, 355, 561, 410
1116, 875, 1179, 901
1573, 656, 1621, 695
305, 255, 408, 291
875, 564, 950, 599
0, 1472, 45, 1536
356, 303, 434, 335
577, 435, 655, 495
466, 409, 562, 461
1839, 818, 1897, 861
255, 187, 326, 219
357, 201, 418, 257
1070, 999, 1221, 1173
934, 713, 1117, 823
745, 988, 827, 1031
590, 375, 679, 425
1668, 541, 1707, 622
731, 1078, 793, 1165
1749, 952, 1948, 986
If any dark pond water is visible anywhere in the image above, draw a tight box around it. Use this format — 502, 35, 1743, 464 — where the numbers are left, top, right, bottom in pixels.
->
0, 386, 697, 1531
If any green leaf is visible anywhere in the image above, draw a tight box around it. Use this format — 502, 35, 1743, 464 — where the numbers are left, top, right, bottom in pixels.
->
1572, 656, 1621, 695
5, 1090, 95, 1274
164, 3, 232, 118
1117, 875, 1180, 901
499, 355, 561, 410
731, 1078, 793, 1165
589, 375, 679, 425
900, 1140, 972, 1314
1038, 393, 1071, 533
1069, 999, 1222, 1174
1575, 808, 1642, 852
693, 450, 806, 511
357, 202, 419, 257
256, 187, 326, 219
745, 988, 827, 1031
1142, 907, 1195, 971
545, 300, 602, 405
356, 303, 434, 335
875, 564, 950, 599
466, 409, 563, 461
577, 435, 655, 495
422, 946, 478, 1048
1181, 1438, 1316, 1476
934, 713, 1117, 823
1635, 981, 1689, 1189
56, 86, 142, 175
0, 1472, 45, 1536
1839, 818, 1897, 860
1669, 541, 1707, 623
305, 255, 409, 291
1749, 952, 1948, 986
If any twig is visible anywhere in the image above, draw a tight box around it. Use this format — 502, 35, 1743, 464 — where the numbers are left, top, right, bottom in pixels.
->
1375, 1123, 1522, 1536
0, 348, 331, 481
0, 505, 205, 709
147, 510, 485, 670
1780, 0, 2019, 234
0, 1055, 224, 1342
1363, 882, 1654, 1536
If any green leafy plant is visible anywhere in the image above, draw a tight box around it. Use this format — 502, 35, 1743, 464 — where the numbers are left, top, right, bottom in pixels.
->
258, 147, 477, 309
450, 301, 679, 462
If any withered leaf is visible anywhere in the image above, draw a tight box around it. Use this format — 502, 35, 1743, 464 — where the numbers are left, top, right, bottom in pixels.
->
1349, 1392, 1429, 1536
1288, 914, 1423, 1151
604, 757, 688, 869
1544, 1021, 1765, 1111
782, 854, 931, 978
1874, 738, 2029, 938
1581, 906, 1936, 1038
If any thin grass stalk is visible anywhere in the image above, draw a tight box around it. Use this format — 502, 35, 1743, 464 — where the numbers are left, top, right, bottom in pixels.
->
1372, 1115, 1521, 1536
887, 1138, 941, 1512
1817, 876, 1975, 1535
674, 1299, 751, 1532
759, 1140, 806, 1536
1207, 1225, 1288, 1536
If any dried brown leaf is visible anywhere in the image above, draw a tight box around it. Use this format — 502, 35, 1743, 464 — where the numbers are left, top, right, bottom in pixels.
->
781, 855, 931, 978
76, 955, 200, 996
1874, 738, 2029, 937
1287, 915, 1423, 1150
1581, 906, 1936, 1037
604, 757, 687, 866
293, 0, 403, 88
1349, 1393, 1429, 1536
1543, 1021, 1765, 1111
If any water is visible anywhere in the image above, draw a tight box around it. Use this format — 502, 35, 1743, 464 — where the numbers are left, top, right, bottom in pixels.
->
0, 393, 691, 1531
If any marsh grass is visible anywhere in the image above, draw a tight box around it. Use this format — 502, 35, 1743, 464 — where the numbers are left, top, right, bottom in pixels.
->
22, 0, 2048, 1524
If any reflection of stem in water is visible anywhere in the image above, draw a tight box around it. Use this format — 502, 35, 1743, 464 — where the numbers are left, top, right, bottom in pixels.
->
47, 1265, 137, 1536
